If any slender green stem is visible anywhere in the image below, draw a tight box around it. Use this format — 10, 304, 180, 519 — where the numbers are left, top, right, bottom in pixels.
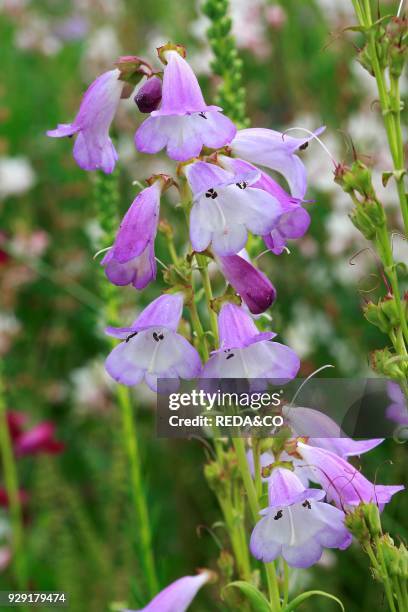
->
282, 560, 290, 609
196, 254, 219, 348
374, 536, 397, 612
117, 384, 159, 598
376, 225, 408, 344
0, 374, 27, 591
232, 436, 281, 609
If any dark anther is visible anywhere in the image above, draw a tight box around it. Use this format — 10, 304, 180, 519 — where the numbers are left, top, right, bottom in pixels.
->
302, 500, 311, 509
153, 331, 164, 342
226, 353, 234, 360
274, 510, 283, 520
158, 333, 164, 340
198, 112, 207, 119
125, 332, 138, 343
68, 135, 73, 139
299, 142, 308, 150
236, 181, 248, 190
205, 188, 218, 199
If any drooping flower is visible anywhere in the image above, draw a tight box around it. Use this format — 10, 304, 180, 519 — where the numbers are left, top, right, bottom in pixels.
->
219, 156, 311, 254
47, 69, 124, 173
105, 293, 202, 392
250, 468, 352, 568
282, 405, 384, 458
125, 570, 213, 612
135, 47, 236, 161
230, 126, 325, 199
201, 303, 299, 382
185, 161, 283, 256
297, 442, 404, 510
135, 76, 163, 113
217, 250, 276, 314
101, 179, 164, 290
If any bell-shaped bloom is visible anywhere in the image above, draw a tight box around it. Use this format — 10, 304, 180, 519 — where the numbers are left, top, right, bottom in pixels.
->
47, 69, 124, 173
217, 251, 276, 314
230, 126, 325, 199
101, 181, 161, 290
14, 422, 64, 456
282, 405, 384, 458
105, 293, 202, 392
186, 161, 283, 256
135, 50, 236, 161
297, 442, 404, 510
135, 76, 163, 113
126, 570, 212, 612
250, 468, 352, 568
201, 303, 299, 382
219, 156, 311, 254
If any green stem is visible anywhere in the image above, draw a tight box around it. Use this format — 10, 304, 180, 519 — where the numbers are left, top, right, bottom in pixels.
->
282, 560, 290, 609
374, 536, 397, 612
0, 374, 27, 591
232, 437, 281, 610
195, 254, 219, 348
118, 384, 159, 598
376, 225, 408, 345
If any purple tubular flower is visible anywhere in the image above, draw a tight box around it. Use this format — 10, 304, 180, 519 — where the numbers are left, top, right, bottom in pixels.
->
386, 382, 408, 425
220, 156, 311, 254
217, 252, 276, 314
47, 69, 124, 173
101, 181, 161, 290
201, 303, 300, 382
105, 293, 202, 392
185, 161, 283, 256
230, 126, 325, 199
282, 405, 384, 458
250, 468, 352, 568
125, 570, 212, 612
135, 50, 236, 161
135, 76, 163, 113
297, 442, 404, 510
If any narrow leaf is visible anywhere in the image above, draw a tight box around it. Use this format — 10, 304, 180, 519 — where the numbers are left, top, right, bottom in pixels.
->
284, 590, 345, 612
223, 581, 272, 611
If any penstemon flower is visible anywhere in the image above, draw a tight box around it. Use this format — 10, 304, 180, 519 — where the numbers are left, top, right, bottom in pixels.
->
47, 69, 124, 173
185, 160, 283, 255
217, 251, 276, 314
135, 45, 236, 161
105, 293, 202, 391
201, 303, 300, 381
296, 442, 404, 510
125, 570, 213, 612
101, 177, 170, 290
250, 467, 352, 568
230, 126, 325, 198
219, 155, 311, 254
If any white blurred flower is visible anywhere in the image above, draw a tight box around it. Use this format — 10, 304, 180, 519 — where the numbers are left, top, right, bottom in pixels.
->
71, 358, 113, 414
0, 312, 21, 355
0, 157, 35, 199
82, 26, 121, 77
285, 303, 333, 358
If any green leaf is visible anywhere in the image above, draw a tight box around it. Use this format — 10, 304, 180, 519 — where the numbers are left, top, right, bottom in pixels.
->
284, 590, 345, 612
223, 581, 272, 611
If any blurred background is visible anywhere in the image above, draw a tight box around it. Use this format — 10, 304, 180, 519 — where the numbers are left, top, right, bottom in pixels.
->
0, 0, 407, 610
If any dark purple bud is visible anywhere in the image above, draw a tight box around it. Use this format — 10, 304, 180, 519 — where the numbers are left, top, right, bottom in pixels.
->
217, 253, 276, 315
135, 76, 162, 113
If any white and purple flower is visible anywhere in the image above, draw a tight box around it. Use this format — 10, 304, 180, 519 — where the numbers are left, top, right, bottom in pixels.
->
47, 69, 124, 173
250, 468, 352, 568
101, 179, 165, 290
185, 161, 283, 256
201, 303, 300, 382
230, 126, 325, 199
297, 442, 404, 510
105, 293, 202, 392
126, 570, 212, 612
220, 155, 311, 254
135, 48, 236, 161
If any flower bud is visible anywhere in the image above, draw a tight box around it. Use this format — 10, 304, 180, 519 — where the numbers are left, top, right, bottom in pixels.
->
217, 550, 234, 581
386, 18, 407, 78
371, 348, 407, 380
345, 504, 371, 544
135, 76, 162, 113
114, 55, 152, 85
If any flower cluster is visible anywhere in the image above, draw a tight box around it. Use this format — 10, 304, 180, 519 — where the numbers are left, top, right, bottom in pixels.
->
48, 40, 404, 606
